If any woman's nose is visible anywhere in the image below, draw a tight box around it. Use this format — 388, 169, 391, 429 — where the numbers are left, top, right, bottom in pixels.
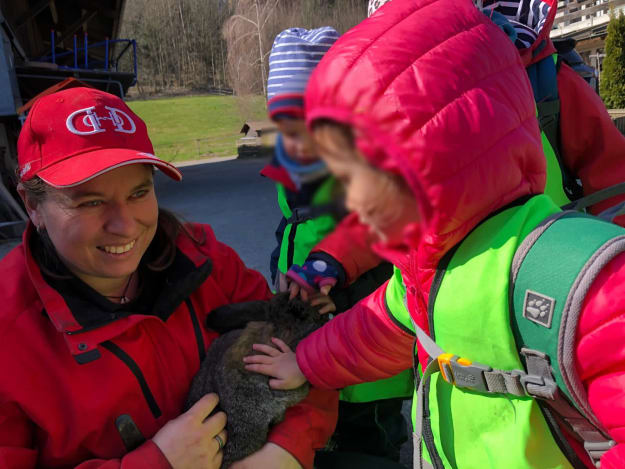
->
104, 203, 136, 235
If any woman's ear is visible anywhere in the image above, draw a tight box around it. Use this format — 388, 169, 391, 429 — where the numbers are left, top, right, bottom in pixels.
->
16, 184, 44, 230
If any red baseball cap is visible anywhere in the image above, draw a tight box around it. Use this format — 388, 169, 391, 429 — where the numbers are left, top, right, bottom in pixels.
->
17, 87, 182, 187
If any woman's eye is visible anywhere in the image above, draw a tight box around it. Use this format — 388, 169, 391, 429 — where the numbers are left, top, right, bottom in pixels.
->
79, 200, 102, 208
131, 189, 149, 199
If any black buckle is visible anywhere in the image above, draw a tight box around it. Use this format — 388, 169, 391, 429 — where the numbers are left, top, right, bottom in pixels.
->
289, 207, 311, 224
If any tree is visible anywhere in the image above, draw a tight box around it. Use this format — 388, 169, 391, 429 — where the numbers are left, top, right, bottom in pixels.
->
121, 0, 232, 95
223, 0, 282, 96
120, 0, 369, 96
224, 0, 367, 96
601, 10, 625, 108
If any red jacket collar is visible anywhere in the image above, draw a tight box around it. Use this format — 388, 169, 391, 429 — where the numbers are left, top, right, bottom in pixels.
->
260, 160, 298, 192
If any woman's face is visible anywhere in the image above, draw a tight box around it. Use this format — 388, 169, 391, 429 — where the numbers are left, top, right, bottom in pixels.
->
313, 125, 419, 244
24, 164, 158, 289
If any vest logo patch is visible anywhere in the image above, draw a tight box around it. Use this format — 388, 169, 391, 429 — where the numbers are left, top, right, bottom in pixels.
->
523, 290, 555, 328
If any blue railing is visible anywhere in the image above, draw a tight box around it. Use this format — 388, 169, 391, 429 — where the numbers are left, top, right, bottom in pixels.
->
39, 32, 137, 86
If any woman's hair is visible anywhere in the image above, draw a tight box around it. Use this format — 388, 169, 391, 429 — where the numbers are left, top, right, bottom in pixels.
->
20, 175, 203, 277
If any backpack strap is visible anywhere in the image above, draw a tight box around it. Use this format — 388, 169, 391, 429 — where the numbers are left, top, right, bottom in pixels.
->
411, 322, 591, 469
562, 182, 625, 222
528, 55, 584, 202
510, 211, 625, 466
530, 52, 624, 214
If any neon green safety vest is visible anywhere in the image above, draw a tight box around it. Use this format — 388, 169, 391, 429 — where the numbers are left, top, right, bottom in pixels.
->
413, 195, 576, 468
276, 179, 338, 274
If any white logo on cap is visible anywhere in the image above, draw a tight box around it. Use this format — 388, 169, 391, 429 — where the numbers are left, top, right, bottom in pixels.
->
66, 106, 136, 135
19, 162, 32, 178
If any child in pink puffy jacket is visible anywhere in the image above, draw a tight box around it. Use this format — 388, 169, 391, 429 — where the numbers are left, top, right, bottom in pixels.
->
244, 0, 625, 467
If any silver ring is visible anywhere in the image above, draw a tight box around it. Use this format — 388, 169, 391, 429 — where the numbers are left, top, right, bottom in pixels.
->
214, 434, 224, 451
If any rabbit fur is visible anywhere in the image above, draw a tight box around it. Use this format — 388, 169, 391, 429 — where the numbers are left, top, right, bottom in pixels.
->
185, 293, 328, 468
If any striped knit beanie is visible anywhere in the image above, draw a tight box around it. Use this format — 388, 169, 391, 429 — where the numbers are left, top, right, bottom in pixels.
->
267, 27, 339, 120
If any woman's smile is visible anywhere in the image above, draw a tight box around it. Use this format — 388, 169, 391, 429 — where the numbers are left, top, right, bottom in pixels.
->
97, 239, 137, 255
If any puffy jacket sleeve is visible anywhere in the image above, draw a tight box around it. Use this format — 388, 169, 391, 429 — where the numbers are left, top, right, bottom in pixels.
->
558, 63, 625, 220
296, 282, 414, 389
310, 213, 382, 285
576, 252, 625, 468
204, 227, 338, 469
0, 401, 171, 468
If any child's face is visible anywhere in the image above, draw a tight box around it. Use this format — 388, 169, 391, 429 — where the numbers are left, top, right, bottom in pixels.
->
313, 125, 419, 244
276, 118, 319, 164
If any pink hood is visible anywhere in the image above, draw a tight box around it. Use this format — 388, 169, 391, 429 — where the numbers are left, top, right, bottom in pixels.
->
305, 0, 546, 290
369, 0, 559, 66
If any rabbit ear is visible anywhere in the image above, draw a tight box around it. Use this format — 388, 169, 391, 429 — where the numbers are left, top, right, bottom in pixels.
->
206, 300, 271, 333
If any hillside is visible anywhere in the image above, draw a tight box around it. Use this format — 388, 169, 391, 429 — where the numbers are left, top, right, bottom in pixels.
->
127, 95, 267, 162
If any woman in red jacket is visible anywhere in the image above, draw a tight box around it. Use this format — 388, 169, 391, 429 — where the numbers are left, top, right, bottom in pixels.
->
244, 0, 625, 467
0, 86, 337, 469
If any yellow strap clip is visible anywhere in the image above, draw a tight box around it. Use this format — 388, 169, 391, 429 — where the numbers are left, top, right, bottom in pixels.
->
437, 353, 473, 385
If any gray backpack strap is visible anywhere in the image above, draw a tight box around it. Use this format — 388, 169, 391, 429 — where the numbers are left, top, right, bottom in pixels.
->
562, 182, 625, 222
511, 211, 625, 467
412, 324, 543, 468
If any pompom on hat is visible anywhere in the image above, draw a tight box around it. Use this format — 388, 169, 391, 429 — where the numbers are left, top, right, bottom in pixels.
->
17, 87, 182, 188
266, 27, 339, 120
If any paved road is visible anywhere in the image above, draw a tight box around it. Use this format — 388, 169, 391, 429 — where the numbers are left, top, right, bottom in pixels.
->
155, 157, 281, 280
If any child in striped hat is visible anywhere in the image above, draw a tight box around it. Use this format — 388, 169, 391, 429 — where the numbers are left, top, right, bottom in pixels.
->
261, 26, 411, 465
262, 26, 342, 295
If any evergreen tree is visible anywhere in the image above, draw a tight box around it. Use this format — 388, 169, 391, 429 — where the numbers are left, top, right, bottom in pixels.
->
601, 10, 625, 108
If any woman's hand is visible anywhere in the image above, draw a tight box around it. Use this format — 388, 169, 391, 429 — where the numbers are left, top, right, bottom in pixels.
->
231, 442, 302, 469
152, 393, 227, 469
243, 338, 308, 390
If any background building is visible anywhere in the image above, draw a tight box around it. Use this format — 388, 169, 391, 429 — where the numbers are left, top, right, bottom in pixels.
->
552, 0, 625, 73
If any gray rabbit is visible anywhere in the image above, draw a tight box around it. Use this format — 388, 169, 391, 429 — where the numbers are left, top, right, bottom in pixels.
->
185, 293, 328, 468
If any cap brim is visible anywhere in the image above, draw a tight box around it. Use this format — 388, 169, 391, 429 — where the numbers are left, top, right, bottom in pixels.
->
37, 148, 183, 188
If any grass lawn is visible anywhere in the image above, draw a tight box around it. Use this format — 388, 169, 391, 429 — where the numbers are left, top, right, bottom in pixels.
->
127, 95, 267, 162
